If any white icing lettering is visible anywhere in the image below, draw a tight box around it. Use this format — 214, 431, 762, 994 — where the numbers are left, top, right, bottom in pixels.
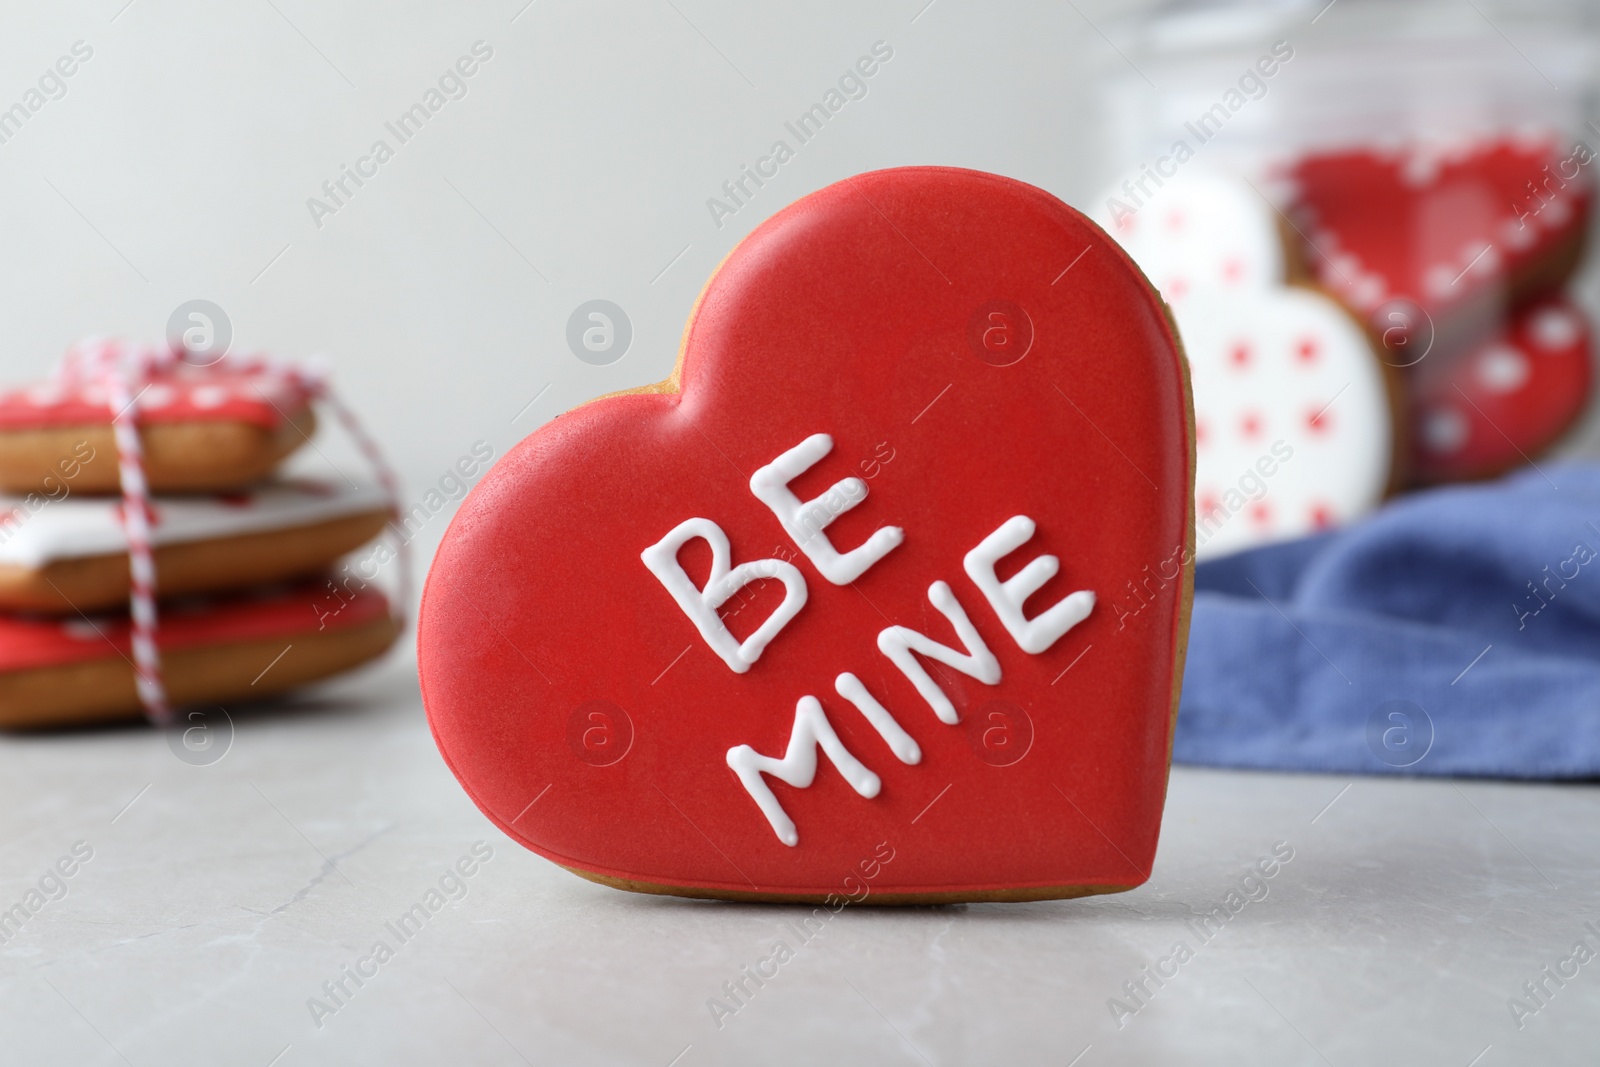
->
876, 581, 1001, 725
640, 517, 807, 674
749, 433, 904, 585
726, 695, 880, 846
963, 515, 1095, 653
834, 672, 921, 764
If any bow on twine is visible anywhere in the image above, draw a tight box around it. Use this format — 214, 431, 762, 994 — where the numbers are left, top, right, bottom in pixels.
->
62, 337, 409, 725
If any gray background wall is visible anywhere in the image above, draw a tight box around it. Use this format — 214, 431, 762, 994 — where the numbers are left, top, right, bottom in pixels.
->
1, 0, 1593, 630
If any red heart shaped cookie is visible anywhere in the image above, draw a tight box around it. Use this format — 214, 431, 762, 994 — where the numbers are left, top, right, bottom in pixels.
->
1411, 296, 1592, 483
0, 581, 396, 728
0, 360, 317, 494
1287, 136, 1592, 336
420, 168, 1194, 903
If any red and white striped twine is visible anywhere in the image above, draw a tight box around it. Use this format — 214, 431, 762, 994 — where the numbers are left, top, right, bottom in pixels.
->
301, 375, 413, 621
62, 337, 408, 725
99, 344, 172, 723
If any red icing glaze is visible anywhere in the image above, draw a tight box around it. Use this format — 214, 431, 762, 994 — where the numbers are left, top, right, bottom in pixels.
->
1411, 296, 1592, 482
1288, 138, 1593, 327
0, 365, 312, 431
0, 582, 389, 674
419, 168, 1194, 900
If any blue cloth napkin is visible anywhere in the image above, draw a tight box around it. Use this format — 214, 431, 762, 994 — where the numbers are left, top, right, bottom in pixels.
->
1173, 464, 1600, 778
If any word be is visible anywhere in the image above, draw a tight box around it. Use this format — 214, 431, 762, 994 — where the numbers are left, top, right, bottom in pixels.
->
1507, 919, 1600, 1030
0, 40, 93, 147
698, 457, 884, 634
642, 432, 1096, 845
718, 445, 896, 635
707, 41, 894, 229
307, 41, 494, 229
1108, 841, 1294, 1029
1103, 40, 1295, 226
706, 841, 895, 1029
719, 543, 799, 634
0, 840, 94, 944
1514, 523, 1599, 630
0, 441, 97, 547
307, 840, 494, 1028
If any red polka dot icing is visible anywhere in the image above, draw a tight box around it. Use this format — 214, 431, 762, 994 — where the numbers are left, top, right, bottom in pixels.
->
1410, 296, 1592, 482
1095, 171, 1286, 309
1097, 169, 1393, 559
1181, 288, 1392, 558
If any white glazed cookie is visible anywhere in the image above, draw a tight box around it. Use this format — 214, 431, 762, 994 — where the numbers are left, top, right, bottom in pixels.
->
0, 479, 390, 568
1182, 289, 1392, 559
1094, 168, 1394, 559
1094, 169, 1285, 305
0, 479, 393, 612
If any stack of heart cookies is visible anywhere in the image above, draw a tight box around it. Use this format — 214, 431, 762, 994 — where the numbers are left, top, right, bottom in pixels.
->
1282, 134, 1594, 485
0, 343, 401, 728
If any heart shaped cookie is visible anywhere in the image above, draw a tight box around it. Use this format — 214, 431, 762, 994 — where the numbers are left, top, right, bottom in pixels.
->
420, 167, 1194, 903
1098, 170, 1286, 303
1411, 296, 1592, 483
1095, 170, 1396, 559
1182, 288, 1395, 557
0, 479, 392, 612
1286, 136, 1592, 337
0, 582, 396, 728
0, 361, 317, 494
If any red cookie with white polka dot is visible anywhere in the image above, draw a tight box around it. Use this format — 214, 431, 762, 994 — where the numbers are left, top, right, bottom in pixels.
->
1283, 134, 1592, 344
1096, 169, 1399, 559
0, 363, 317, 494
1410, 297, 1593, 483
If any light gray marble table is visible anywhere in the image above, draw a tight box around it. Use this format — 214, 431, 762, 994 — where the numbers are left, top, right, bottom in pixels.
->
2, 652, 1595, 1067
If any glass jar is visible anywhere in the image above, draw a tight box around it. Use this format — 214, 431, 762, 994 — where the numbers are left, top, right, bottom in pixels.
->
1078, 0, 1598, 555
